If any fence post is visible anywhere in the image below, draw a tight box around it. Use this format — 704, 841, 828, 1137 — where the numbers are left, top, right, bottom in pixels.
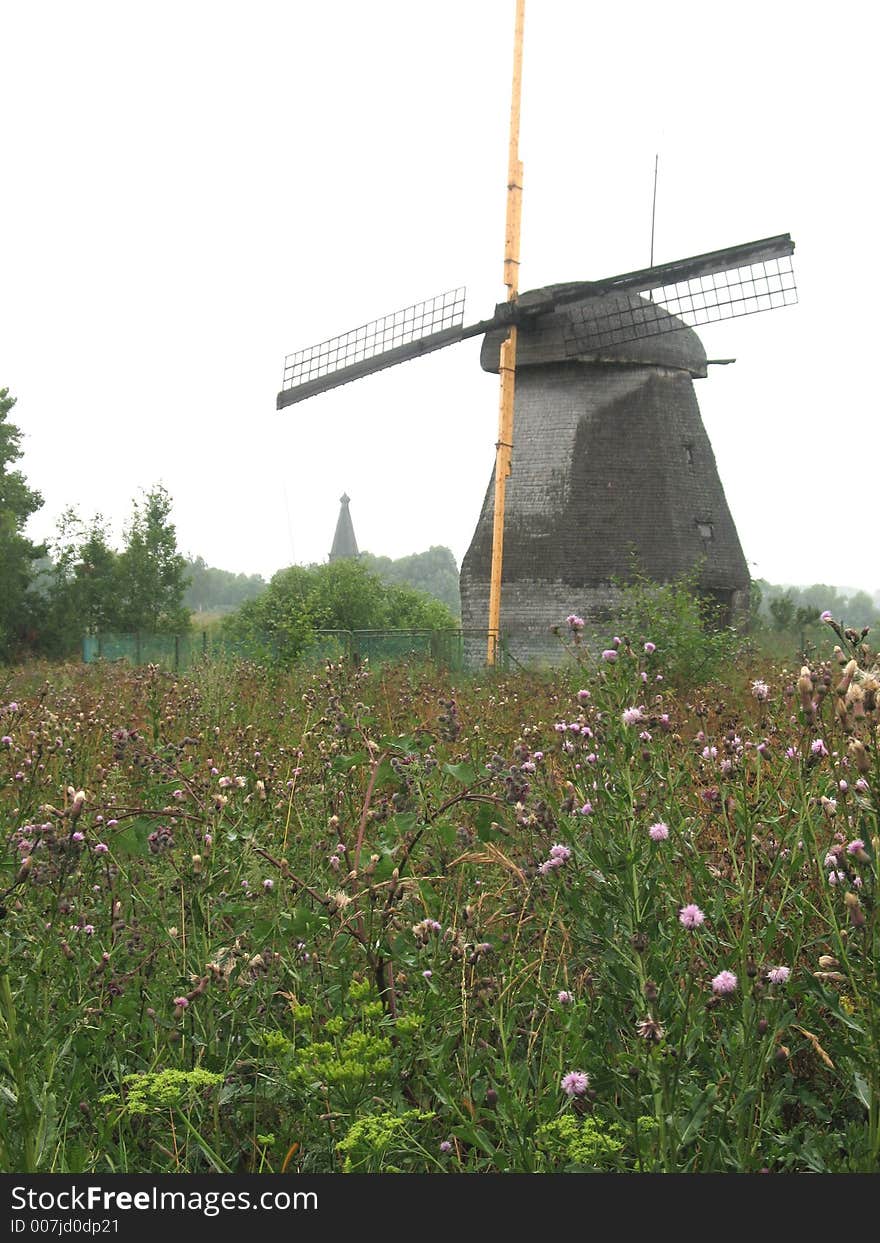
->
203, 631, 208, 658
174, 634, 180, 673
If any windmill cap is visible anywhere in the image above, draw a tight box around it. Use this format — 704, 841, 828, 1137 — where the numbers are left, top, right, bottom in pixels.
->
481, 285, 708, 378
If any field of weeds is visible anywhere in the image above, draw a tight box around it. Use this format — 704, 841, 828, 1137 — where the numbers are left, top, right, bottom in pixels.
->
1, 618, 877, 1174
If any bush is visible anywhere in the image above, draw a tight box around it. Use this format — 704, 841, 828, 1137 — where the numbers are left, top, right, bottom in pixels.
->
221, 559, 457, 660
614, 569, 744, 687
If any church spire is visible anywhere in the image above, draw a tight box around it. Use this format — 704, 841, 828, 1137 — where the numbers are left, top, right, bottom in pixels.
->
329, 493, 359, 561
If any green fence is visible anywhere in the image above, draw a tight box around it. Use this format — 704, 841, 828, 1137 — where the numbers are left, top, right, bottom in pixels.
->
81, 629, 509, 672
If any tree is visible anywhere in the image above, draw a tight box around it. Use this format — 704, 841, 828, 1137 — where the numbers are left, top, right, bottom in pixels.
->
769, 593, 796, 633
116, 485, 190, 633
360, 546, 461, 617
183, 556, 266, 613
222, 558, 456, 659
843, 591, 878, 629
39, 509, 121, 655
0, 388, 44, 659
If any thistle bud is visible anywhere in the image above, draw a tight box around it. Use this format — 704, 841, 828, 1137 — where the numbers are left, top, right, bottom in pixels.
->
192, 854, 203, 874
846, 684, 866, 719
848, 739, 871, 774
836, 660, 858, 697
844, 892, 866, 928
817, 955, 839, 970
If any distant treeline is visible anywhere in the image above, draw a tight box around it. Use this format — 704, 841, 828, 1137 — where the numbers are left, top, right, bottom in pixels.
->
752, 579, 880, 631
183, 557, 267, 614
184, 546, 462, 619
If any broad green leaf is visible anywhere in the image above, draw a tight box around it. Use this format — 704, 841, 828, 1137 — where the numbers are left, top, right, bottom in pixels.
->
443, 761, 477, 785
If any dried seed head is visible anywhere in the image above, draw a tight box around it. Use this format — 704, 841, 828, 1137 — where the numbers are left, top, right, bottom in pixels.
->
636, 1017, 665, 1042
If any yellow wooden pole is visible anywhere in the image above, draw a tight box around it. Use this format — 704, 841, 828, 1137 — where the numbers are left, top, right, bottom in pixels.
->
487, 0, 525, 666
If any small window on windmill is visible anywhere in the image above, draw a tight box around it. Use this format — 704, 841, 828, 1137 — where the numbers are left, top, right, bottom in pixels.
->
684, 443, 694, 468
696, 521, 714, 542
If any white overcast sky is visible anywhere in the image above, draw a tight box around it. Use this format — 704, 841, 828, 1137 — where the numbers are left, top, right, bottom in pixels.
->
2, 0, 877, 591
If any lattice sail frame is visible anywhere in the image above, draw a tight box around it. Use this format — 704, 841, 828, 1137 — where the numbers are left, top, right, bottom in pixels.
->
279, 287, 466, 404
563, 252, 797, 355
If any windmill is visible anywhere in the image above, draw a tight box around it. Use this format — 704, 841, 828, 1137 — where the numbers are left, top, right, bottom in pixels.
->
276, 0, 796, 665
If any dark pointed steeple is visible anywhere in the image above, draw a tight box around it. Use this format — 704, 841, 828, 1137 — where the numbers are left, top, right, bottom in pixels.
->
330, 493, 359, 561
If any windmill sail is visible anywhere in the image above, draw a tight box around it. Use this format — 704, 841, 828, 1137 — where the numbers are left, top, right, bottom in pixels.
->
561, 235, 796, 355
276, 235, 795, 410
277, 287, 467, 408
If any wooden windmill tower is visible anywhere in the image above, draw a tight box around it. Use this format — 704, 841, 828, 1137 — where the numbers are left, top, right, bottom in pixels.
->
276, 1, 797, 664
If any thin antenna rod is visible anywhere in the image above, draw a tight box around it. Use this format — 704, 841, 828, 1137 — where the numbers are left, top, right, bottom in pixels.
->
648, 153, 659, 303
650, 153, 659, 268
487, 0, 525, 667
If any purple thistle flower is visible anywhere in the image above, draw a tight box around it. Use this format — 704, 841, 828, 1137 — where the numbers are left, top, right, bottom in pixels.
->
557, 990, 574, 1005
820, 610, 833, 622
439, 1140, 453, 1153
711, 970, 738, 996
622, 706, 643, 726
648, 822, 669, 842
846, 839, 865, 855
679, 903, 705, 929
601, 650, 618, 663
577, 689, 590, 703
644, 642, 656, 654
561, 1070, 590, 1097
93, 842, 109, 854
766, 966, 790, 985
173, 996, 189, 1009
751, 679, 770, 702
811, 739, 829, 758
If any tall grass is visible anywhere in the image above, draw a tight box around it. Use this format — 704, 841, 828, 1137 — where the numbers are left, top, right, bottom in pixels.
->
0, 618, 876, 1172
